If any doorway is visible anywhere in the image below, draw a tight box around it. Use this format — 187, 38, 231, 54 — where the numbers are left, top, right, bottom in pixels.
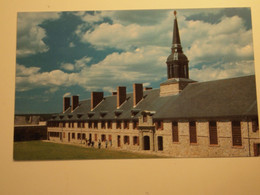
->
144, 136, 150, 150
158, 136, 163, 151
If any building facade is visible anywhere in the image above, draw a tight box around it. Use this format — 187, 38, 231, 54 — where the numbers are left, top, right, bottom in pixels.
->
47, 12, 260, 157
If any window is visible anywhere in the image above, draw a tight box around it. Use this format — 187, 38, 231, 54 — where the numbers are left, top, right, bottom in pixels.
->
82, 122, 85, 128
88, 122, 92, 129
123, 121, 129, 129
101, 134, 106, 142
72, 122, 74, 128
82, 133, 86, 140
50, 132, 60, 137
232, 121, 242, 146
155, 121, 163, 130
143, 114, 147, 122
101, 121, 106, 129
95, 134, 97, 141
189, 121, 197, 143
133, 136, 139, 145
63, 132, 65, 138
124, 136, 130, 144
209, 121, 218, 145
109, 135, 112, 141
172, 122, 178, 142
252, 119, 259, 132
254, 143, 260, 156
107, 121, 112, 129
68, 122, 71, 128
133, 121, 138, 129
116, 121, 121, 129
77, 133, 81, 140
77, 122, 81, 128
72, 133, 75, 139
94, 122, 98, 129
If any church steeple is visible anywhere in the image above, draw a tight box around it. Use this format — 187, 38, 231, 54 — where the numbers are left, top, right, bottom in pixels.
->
167, 11, 189, 79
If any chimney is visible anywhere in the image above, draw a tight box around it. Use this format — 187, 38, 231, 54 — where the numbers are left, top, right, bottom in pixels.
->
63, 97, 70, 112
144, 87, 152, 91
133, 83, 143, 107
71, 95, 79, 112
117, 86, 126, 108
91, 92, 104, 110
112, 92, 117, 96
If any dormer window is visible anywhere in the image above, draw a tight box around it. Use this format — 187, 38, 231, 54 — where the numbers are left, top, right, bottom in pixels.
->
114, 110, 123, 117
100, 111, 108, 118
143, 114, 147, 122
88, 112, 95, 118
131, 109, 140, 117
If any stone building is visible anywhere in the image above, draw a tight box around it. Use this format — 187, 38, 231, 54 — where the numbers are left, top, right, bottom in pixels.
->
47, 12, 260, 157
14, 114, 52, 141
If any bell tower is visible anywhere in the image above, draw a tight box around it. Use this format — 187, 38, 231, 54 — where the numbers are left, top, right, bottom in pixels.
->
167, 11, 189, 79
160, 11, 196, 96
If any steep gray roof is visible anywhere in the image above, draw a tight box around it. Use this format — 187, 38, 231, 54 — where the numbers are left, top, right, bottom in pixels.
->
51, 75, 258, 122
155, 75, 258, 120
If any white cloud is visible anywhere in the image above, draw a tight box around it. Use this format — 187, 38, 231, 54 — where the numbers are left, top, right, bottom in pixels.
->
17, 12, 60, 57
16, 64, 40, 76
16, 46, 168, 92
60, 63, 75, 71
63, 92, 71, 97
190, 60, 255, 82
76, 11, 173, 51
45, 87, 59, 94
16, 9, 255, 93
60, 56, 92, 71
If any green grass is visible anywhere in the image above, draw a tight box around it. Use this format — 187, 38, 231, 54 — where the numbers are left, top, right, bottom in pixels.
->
13, 141, 165, 161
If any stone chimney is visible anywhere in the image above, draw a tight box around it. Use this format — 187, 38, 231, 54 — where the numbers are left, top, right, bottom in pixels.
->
91, 92, 104, 110
71, 95, 79, 112
63, 97, 70, 112
117, 86, 126, 108
133, 83, 143, 107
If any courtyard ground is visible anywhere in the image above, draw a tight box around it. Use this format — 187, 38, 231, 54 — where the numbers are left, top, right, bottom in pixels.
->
13, 140, 166, 161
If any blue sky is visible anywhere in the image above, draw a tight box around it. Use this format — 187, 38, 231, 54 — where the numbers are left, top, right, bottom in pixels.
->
15, 8, 255, 114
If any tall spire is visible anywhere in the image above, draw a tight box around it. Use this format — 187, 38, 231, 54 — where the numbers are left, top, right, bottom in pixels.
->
166, 10, 189, 79
172, 11, 182, 53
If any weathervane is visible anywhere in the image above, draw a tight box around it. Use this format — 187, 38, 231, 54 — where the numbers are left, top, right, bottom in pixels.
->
174, 10, 177, 18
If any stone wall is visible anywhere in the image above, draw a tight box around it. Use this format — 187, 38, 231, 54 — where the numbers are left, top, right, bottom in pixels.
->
47, 119, 260, 157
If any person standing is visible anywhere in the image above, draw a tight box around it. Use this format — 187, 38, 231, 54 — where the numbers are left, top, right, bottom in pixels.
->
98, 140, 101, 149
